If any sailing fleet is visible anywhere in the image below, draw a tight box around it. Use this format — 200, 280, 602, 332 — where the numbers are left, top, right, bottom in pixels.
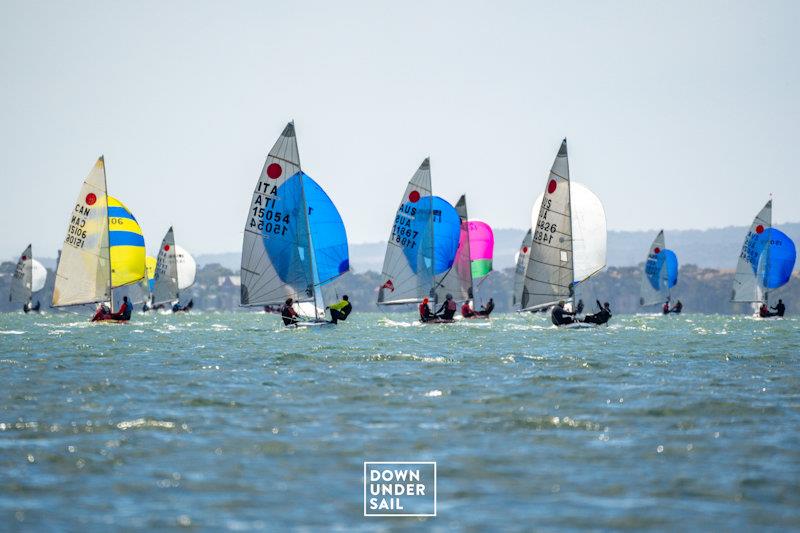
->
7, 123, 797, 325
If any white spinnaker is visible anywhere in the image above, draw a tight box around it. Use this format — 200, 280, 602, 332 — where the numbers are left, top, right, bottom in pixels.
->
240, 122, 303, 306
732, 200, 772, 303
512, 229, 533, 308
152, 227, 179, 305
10, 244, 33, 303
640, 230, 667, 306
52, 157, 111, 307
571, 182, 607, 282
377, 158, 433, 305
434, 194, 472, 304
521, 140, 573, 311
175, 244, 196, 290
31, 259, 46, 293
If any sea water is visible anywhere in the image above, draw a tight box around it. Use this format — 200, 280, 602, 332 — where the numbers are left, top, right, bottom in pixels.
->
0, 311, 798, 530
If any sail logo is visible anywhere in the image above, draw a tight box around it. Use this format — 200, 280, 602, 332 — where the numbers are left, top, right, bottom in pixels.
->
363, 462, 436, 517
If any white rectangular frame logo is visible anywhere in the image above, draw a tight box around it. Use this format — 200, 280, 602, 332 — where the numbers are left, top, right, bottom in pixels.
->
363, 461, 437, 517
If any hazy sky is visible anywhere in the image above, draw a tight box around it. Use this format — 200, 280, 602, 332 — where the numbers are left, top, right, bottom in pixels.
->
1, 0, 798, 259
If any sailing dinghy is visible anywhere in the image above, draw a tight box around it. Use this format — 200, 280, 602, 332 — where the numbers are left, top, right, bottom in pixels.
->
376, 158, 462, 323
731, 200, 796, 316
240, 123, 350, 326
639, 230, 679, 312
150, 227, 197, 312
51, 157, 146, 321
9, 244, 47, 313
512, 229, 533, 310
519, 139, 608, 327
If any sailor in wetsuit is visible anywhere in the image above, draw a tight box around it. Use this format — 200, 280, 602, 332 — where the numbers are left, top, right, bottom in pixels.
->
435, 294, 457, 320
281, 298, 299, 326
108, 296, 132, 321
327, 295, 352, 324
551, 300, 576, 326
575, 299, 584, 315
663, 300, 670, 315
461, 300, 476, 318
419, 297, 433, 322
669, 300, 683, 314
476, 298, 495, 317
771, 299, 786, 317
582, 300, 612, 325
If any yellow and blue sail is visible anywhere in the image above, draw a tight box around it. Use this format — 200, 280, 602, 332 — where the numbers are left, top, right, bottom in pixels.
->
108, 196, 146, 288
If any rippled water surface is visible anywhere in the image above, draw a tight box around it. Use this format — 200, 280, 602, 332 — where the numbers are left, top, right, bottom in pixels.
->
1, 311, 799, 531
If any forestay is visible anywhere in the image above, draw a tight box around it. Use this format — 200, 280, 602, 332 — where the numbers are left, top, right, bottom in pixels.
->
240, 122, 302, 306
52, 157, 111, 307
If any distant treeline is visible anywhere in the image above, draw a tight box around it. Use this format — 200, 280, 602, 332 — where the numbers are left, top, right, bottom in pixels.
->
1, 261, 797, 315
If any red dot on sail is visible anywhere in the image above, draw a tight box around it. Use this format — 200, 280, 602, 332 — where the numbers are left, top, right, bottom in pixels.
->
86, 193, 97, 205
408, 191, 420, 203
21, 255, 27, 261
547, 179, 557, 194
755, 225, 764, 234
522, 247, 528, 253
266, 163, 282, 179
654, 247, 661, 254
164, 244, 171, 251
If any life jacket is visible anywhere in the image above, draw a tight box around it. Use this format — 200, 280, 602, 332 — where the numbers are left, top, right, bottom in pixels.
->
447, 300, 457, 311
461, 303, 472, 316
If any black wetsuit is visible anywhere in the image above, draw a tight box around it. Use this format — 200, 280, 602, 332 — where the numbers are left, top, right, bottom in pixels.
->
329, 301, 352, 324
477, 301, 495, 317
281, 304, 298, 326
551, 305, 575, 326
669, 302, 683, 314
582, 300, 611, 325
436, 300, 457, 320
771, 302, 786, 317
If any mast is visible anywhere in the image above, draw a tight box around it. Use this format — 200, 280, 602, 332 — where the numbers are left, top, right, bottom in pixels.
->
101, 155, 114, 312
428, 157, 436, 305
298, 174, 321, 320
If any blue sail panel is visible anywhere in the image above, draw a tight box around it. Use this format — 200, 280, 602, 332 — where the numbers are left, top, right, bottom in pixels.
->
646, 248, 679, 291
663, 249, 679, 288
262, 173, 313, 296
302, 174, 349, 284
404, 196, 460, 276
756, 228, 796, 289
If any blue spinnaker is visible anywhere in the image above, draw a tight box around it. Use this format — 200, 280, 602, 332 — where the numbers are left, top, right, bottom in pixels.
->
262, 173, 313, 293
404, 196, 460, 275
303, 174, 350, 284
646, 248, 679, 291
755, 228, 796, 289
262, 172, 348, 292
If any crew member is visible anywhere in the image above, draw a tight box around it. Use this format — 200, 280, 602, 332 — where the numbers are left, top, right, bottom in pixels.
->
582, 300, 612, 325
419, 297, 433, 322
461, 300, 476, 318
327, 295, 352, 324
435, 294, 457, 320
476, 298, 495, 316
110, 296, 132, 321
770, 299, 786, 317
281, 298, 299, 326
670, 300, 683, 314
551, 300, 576, 326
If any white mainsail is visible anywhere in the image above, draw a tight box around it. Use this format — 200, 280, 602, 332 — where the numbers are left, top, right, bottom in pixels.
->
512, 229, 532, 308
521, 140, 574, 310
52, 157, 111, 307
521, 140, 606, 311
152, 227, 179, 305
640, 230, 668, 306
377, 158, 434, 305
732, 200, 772, 303
240, 122, 303, 306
